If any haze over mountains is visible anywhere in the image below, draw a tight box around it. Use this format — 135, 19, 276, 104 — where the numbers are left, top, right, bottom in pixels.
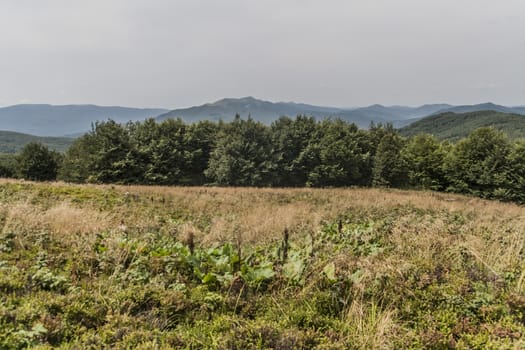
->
1, 97, 525, 140
0, 105, 168, 137
156, 96, 453, 128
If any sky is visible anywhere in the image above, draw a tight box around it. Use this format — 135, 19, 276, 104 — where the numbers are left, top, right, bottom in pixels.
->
1, 0, 525, 108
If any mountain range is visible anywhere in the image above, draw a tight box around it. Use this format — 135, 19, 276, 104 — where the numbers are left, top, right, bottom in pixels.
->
155, 98, 525, 129
157, 97, 340, 124
1, 97, 525, 142
156, 96, 454, 128
0, 104, 168, 137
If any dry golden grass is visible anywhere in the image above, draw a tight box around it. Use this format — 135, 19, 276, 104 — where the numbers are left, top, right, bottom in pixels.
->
5, 180, 525, 305
3, 179, 525, 348
2, 179, 525, 249
344, 299, 398, 349
1, 201, 111, 236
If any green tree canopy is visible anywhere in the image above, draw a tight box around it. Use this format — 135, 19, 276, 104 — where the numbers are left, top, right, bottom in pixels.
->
17, 142, 60, 181
0, 154, 17, 178
60, 120, 142, 184
271, 115, 318, 187
132, 118, 187, 185
403, 134, 446, 190
444, 127, 511, 198
304, 119, 370, 187
502, 139, 525, 203
372, 130, 408, 188
183, 121, 218, 185
205, 116, 273, 186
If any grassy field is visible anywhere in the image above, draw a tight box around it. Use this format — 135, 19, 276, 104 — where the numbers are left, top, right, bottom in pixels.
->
1, 180, 525, 348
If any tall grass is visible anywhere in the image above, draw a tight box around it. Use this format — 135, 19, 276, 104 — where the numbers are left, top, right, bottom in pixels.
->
2, 179, 525, 348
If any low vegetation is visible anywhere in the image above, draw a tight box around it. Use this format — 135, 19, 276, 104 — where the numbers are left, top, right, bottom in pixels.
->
1, 180, 525, 348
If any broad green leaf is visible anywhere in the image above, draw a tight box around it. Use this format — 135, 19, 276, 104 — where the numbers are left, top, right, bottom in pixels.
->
323, 262, 337, 282
283, 257, 305, 283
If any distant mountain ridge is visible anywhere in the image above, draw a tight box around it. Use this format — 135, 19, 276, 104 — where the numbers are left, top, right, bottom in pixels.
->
0, 104, 168, 137
156, 96, 341, 124
1, 98, 525, 137
156, 96, 452, 128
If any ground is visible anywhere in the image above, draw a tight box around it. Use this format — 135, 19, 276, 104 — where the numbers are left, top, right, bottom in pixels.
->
1, 180, 525, 349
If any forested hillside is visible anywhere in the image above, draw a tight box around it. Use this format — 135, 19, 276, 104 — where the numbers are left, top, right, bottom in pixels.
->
400, 110, 525, 141
428, 102, 525, 116
0, 131, 73, 153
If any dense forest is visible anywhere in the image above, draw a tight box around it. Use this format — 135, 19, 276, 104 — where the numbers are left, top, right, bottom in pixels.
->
2, 115, 525, 203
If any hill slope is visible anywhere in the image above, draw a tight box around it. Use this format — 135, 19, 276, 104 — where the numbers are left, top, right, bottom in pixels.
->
396, 103, 525, 128
0, 104, 168, 137
431, 102, 525, 115
0, 130, 74, 153
399, 110, 525, 141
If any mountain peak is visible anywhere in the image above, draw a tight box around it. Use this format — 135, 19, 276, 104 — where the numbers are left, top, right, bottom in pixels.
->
206, 96, 266, 107
477, 102, 500, 108
239, 96, 258, 102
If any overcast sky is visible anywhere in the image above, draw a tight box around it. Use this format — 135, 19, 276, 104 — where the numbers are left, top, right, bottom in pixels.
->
1, 0, 524, 108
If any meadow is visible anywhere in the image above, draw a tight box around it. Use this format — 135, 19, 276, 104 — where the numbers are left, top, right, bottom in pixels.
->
1, 180, 525, 348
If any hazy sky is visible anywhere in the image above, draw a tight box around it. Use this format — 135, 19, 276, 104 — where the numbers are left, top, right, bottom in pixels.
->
1, 0, 525, 108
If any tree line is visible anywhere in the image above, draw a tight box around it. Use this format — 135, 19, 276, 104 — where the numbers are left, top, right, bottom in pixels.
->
3, 115, 525, 203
